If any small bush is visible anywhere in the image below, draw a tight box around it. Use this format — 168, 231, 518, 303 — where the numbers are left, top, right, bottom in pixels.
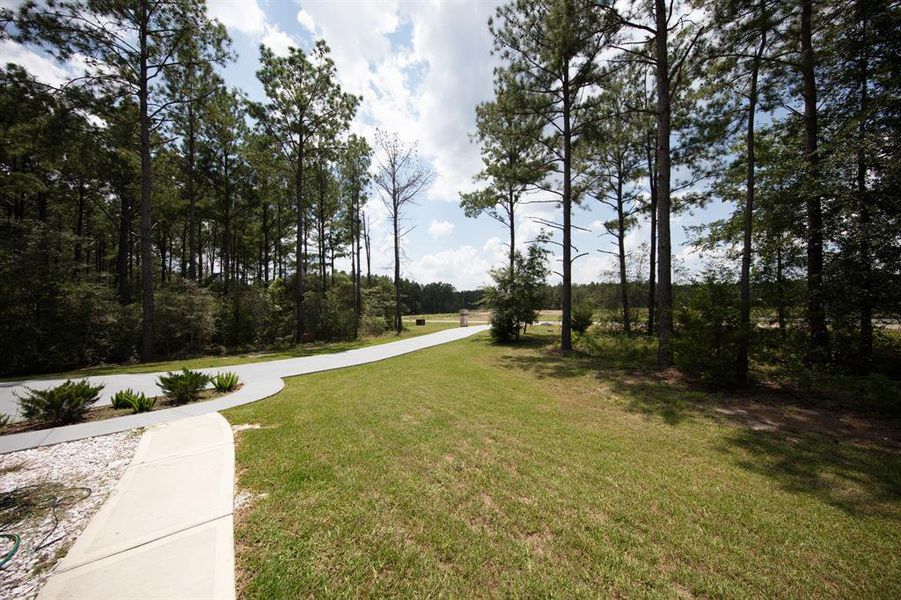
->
127, 392, 156, 413
674, 273, 742, 387
211, 371, 240, 393
157, 368, 210, 403
489, 306, 519, 343
110, 388, 156, 413
16, 379, 104, 425
360, 314, 389, 337
111, 389, 136, 410
571, 304, 594, 334
0, 413, 9, 429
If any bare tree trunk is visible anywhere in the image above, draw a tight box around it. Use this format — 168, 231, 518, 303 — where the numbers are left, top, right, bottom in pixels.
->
393, 197, 402, 333
352, 192, 361, 337
364, 213, 372, 287
654, 0, 673, 368
801, 0, 828, 358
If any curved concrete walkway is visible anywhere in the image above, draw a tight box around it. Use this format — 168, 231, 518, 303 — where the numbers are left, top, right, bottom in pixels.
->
38, 413, 235, 599
0, 325, 489, 454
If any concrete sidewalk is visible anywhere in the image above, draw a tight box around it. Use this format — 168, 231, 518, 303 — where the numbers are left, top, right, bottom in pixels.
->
38, 413, 235, 599
1, 325, 489, 453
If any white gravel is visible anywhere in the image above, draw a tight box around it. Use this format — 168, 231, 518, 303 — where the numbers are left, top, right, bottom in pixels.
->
0, 430, 142, 600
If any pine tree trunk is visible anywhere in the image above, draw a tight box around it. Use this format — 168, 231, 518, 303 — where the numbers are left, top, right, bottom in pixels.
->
738, 25, 766, 383
856, 0, 872, 369
801, 0, 829, 358
617, 168, 630, 335
776, 243, 786, 338
646, 138, 657, 337
561, 68, 573, 352
263, 202, 270, 283
654, 0, 673, 368
187, 106, 197, 279
222, 154, 231, 295
508, 189, 516, 274
294, 142, 305, 343
139, 0, 154, 361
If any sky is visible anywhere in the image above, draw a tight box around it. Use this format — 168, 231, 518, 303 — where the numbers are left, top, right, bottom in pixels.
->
2, 0, 735, 290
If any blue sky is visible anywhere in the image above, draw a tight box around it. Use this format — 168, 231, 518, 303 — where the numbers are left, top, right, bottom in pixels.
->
2, 0, 734, 290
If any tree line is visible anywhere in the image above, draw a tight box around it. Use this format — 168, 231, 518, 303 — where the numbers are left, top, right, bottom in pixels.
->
0, 0, 449, 375
465, 0, 899, 381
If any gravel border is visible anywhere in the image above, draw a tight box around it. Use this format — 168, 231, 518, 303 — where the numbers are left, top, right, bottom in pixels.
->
0, 431, 142, 599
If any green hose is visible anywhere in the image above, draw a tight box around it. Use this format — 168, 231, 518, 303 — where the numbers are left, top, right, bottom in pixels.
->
0, 533, 20, 568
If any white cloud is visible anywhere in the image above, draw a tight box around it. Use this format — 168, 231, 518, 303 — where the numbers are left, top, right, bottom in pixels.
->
261, 24, 298, 56
296, 9, 316, 32
296, 1, 399, 94
427, 219, 454, 240
406, 2, 498, 202
410, 245, 491, 289
207, 0, 267, 35
0, 40, 71, 86
482, 237, 507, 265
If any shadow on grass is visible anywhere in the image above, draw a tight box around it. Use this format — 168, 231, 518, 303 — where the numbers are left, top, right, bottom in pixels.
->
717, 426, 901, 517
494, 331, 901, 516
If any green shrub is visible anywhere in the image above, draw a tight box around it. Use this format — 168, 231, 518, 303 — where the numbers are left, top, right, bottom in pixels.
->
483, 244, 550, 343
361, 284, 394, 336
127, 392, 156, 413
359, 314, 389, 337
111, 389, 136, 410
318, 276, 356, 340
674, 273, 742, 387
157, 368, 210, 403
211, 371, 240, 393
0, 413, 9, 429
489, 305, 519, 343
571, 304, 594, 334
220, 287, 274, 350
154, 281, 219, 357
16, 379, 104, 424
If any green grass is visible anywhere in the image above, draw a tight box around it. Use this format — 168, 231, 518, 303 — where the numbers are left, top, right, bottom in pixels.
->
9, 322, 456, 380
225, 331, 900, 598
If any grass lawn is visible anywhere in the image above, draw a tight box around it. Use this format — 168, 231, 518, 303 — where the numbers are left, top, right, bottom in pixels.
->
9, 321, 456, 380
225, 331, 900, 598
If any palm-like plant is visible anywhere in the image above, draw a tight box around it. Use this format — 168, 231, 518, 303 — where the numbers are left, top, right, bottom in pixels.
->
157, 369, 210, 403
